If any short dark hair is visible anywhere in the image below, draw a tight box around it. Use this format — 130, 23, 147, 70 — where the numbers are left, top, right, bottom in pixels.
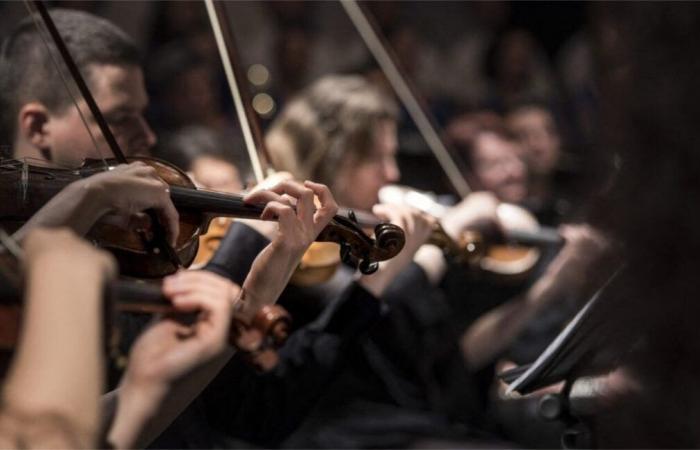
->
0, 8, 141, 153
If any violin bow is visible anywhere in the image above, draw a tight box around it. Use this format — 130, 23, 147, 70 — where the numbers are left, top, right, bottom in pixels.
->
203, 0, 272, 184
340, 0, 472, 198
24, 0, 182, 270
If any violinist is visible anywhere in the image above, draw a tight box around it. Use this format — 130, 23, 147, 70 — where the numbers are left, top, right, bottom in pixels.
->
264, 74, 610, 448
0, 8, 409, 449
506, 102, 576, 226
441, 114, 610, 446
445, 113, 529, 207
0, 9, 180, 244
0, 8, 353, 449
0, 10, 153, 166
260, 74, 509, 447
0, 227, 240, 449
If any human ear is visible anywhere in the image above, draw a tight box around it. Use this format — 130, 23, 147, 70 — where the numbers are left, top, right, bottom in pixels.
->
18, 102, 51, 150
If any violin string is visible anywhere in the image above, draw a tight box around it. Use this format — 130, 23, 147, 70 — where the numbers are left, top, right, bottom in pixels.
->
23, 1, 109, 170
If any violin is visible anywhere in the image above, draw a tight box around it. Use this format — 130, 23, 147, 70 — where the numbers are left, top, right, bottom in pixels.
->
197, 0, 404, 285
0, 157, 405, 278
336, 2, 566, 282
377, 184, 564, 281
0, 246, 291, 372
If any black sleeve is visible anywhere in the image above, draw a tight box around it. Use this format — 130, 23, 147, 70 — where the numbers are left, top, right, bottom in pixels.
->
200, 281, 383, 446
204, 221, 270, 285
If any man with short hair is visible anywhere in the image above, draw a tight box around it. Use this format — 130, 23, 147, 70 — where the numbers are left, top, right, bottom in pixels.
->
1, 8, 155, 166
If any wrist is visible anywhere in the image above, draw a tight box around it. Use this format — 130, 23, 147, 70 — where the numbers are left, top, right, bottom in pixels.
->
269, 237, 308, 261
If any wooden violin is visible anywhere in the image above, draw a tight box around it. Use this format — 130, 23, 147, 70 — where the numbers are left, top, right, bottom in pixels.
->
193, 0, 405, 285
0, 157, 405, 278
377, 184, 564, 281
0, 245, 291, 372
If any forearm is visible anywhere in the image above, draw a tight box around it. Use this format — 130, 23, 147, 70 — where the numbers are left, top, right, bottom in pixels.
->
461, 295, 537, 371
240, 242, 303, 322
108, 349, 234, 449
13, 181, 107, 241
2, 254, 105, 444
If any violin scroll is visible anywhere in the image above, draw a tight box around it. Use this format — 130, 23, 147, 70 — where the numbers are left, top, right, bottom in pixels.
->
319, 214, 405, 275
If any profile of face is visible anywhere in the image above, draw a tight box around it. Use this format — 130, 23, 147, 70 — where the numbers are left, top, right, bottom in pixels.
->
507, 106, 561, 175
334, 119, 400, 211
189, 156, 242, 194
471, 131, 528, 203
18, 64, 156, 167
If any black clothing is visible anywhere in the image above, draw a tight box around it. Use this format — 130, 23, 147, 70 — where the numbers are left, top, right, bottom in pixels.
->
149, 222, 384, 448
283, 264, 489, 448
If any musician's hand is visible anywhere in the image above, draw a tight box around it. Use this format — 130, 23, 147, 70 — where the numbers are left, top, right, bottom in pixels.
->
110, 271, 237, 449
123, 271, 237, 392
235, 172, 295, 240
528, 224, 609, 306
244, 179, 338, 255
239, 180, 338, 319
82, 162, 180, 246
441, 191, 500, 241
360, 204, 437, 296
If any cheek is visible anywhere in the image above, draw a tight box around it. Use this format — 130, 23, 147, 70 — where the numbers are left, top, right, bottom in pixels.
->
50, 122, 96, 165
477, 168, 499, 189
336, 165, 382, 210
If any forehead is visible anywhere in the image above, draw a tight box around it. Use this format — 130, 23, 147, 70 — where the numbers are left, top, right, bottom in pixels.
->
372, 119, 397, 152
474, 132, 518, 160
87, 64, 148, 112
510, 108, 551, 129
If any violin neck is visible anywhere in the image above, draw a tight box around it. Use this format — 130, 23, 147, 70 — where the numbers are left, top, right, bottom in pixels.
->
169, 186, 265, 220
505, 227, 564, 247
337, 207, 382, 228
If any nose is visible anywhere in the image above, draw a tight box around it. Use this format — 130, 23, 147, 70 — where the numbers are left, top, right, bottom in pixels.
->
383, 156, 400, 183
507, 156, 526, 180
141, 117, 158, 150
126, 117, 158, 157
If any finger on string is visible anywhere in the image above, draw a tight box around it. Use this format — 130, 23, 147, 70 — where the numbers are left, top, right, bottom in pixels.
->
278, 193, 296, 206
244, 189, 282, 205
290, 184, 315, 225
269, 180, 315, 222
260, 201, 295, 225
304, 180, 337, 225
171, 293, 230, 331
162, 271, 223, 298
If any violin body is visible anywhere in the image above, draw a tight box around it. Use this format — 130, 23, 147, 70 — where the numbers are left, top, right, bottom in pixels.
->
0, 158, 205, 277
0, 157, 406, 278
378, 184, 563, 282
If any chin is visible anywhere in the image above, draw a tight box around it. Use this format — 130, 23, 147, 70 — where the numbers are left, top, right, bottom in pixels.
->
501, 188, 527, 204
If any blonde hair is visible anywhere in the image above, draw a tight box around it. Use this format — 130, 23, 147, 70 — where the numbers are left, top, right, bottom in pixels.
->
266, 75, 398, 185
